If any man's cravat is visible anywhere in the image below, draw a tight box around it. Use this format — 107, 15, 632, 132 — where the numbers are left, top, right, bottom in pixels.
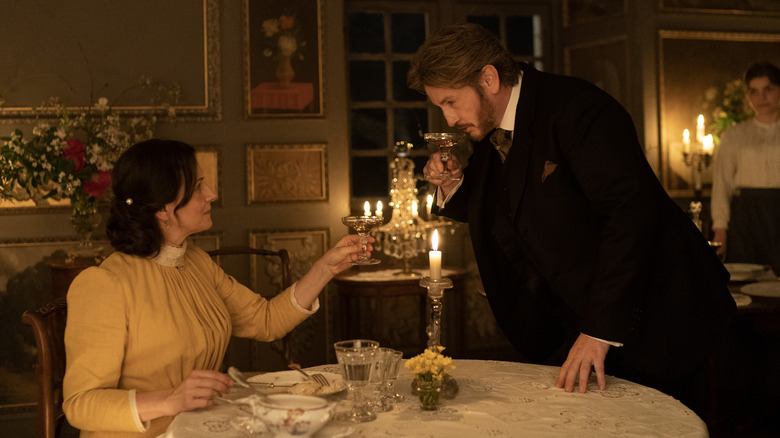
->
490, 128, 513, 163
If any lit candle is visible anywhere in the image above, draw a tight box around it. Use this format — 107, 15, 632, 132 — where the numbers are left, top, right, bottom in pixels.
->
363, 201, 371, 217
429, 229, 442, 280
412, 200, 419, 218
426, 194, 433, 217
696, 114, 705, 144
683, 129, 691, 154
702, 134, 713, 155
376, 201, 383, 217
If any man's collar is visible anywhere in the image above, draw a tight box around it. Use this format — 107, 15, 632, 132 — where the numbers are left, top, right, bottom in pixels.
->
497, 80, 522, 132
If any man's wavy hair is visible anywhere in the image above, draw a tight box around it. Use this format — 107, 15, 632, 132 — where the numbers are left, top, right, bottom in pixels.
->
745, 61, 780, 87
408, 23, 522, 93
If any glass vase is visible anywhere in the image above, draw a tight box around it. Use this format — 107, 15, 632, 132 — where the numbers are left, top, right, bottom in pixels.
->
416, 378, 441, 411
68, 193, 103, 260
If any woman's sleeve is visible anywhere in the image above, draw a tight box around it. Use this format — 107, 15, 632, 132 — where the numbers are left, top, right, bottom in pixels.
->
204, 251, 311, 341
62, 267, 147, 433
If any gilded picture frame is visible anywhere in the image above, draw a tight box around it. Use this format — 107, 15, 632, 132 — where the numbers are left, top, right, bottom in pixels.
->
0, 0, 221, 121
243, 0, 324, 118
564, 36, 630, 110
659, 0, 780, 15
562, 0, 626, 28
246, 143, 328, 204
658, 30, 780, 196
195, 144, 222, 208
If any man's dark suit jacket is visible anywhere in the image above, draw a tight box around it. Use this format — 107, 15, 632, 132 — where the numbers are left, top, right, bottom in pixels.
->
438, 63, 736, 384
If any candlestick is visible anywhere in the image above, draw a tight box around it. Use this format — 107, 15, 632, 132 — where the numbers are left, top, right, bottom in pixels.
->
429, 229, 442, 280
376, 200, 383, 217
363, 201, 371, 217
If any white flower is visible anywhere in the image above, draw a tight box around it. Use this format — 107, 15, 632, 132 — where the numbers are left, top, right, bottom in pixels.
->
278, 35, 297, 57
95, 97, 109, 111
262, 18, 280, 37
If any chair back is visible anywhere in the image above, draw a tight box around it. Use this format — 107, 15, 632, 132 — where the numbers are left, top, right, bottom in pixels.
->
21, 297, 69, 438
207, 246, 294, 366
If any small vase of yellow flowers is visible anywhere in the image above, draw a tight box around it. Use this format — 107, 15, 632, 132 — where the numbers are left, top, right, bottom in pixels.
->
404, 346, 455, 410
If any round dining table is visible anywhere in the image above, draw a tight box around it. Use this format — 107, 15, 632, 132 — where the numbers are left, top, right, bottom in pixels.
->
159, 359, 707, 438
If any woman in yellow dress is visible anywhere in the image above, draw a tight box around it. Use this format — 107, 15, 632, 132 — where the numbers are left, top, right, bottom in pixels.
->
63, 139, 370, 437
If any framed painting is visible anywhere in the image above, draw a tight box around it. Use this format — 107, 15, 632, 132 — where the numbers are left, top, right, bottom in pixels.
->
0, 0, 221, 121
0, 236, 99, 412
195, 145, 222, 208
246, 143, 328, 203
563, 0, 625, 27
658, 30, 780, 196
660, 0, 780, 15
243, 0, 324, 117
564, 36, 630, 110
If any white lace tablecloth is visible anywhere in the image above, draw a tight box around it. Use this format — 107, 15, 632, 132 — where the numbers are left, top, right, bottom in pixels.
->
160, 359, 707, 438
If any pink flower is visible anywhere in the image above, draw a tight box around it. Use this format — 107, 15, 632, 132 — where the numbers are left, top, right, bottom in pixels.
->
63, 139, 86, 172
279, 15, 295, 30
83, 171, 111, 196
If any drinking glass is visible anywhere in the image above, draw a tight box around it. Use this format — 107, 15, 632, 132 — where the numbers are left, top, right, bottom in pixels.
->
341, 216, 384, 265
382, 349, 405, 404
333, 339, 380, 423
424, 132, 465, 182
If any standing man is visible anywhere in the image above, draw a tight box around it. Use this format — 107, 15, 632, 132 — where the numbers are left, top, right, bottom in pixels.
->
410, 23, 735, 416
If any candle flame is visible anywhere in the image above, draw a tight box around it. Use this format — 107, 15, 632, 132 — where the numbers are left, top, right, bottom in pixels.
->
697, 114, 704, 127
364, 201, 370, 216
703, 135, 714, 153
427, 195, 433, 209
376, 200, 383, 213
683, 129, 690, 142
432, 229, 439, 251
412, 200, 419, 216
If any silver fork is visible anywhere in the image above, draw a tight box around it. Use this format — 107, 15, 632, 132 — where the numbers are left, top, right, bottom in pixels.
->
288, 363, 330, 387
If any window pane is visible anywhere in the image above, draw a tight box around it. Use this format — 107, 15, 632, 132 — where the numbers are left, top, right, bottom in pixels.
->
393, 108, 427, 146
352, 157, 389, 197
347, 12, 385, 53
349, 61, 386, 101
506, 16, 535, 56
350, 109, 387, 150
466, 15, 500, 37
392, 61, 425, 102
391, 13, 426, 53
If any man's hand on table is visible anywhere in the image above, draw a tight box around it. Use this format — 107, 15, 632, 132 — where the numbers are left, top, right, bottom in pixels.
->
555, 333, 611, 393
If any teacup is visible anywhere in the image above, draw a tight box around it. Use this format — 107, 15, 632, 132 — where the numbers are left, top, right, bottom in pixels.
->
242, 394, 335, 437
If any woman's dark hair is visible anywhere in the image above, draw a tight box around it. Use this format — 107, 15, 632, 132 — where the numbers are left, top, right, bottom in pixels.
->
106, 139, 198, 257
745, 61, 780, 86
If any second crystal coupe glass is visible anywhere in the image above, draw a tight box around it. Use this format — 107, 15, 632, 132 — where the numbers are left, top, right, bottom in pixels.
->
424, 132, 466, 182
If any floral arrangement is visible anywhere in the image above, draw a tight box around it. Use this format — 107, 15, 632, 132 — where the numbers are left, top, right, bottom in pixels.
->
0, 77, 178, 243
404, 346, 455, 382
261, 13, 306, 61
702, 78, 753, 144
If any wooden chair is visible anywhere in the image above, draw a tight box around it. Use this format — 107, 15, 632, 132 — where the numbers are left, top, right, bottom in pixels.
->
21, 297, 71, 438
207, 246, 295, 367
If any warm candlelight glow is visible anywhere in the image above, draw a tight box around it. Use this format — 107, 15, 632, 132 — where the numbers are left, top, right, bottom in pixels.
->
429, 229, 442, 280
702, 135, 713, 154
426, 194, 433, 216
376, 201, 383, 216
696, 114, 705, 144
412, 200, 419, 217
364, 201, 371, 216
683, 129, 691, 154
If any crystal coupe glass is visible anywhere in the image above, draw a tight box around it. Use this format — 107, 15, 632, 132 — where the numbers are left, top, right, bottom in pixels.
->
341, 215, 384, 265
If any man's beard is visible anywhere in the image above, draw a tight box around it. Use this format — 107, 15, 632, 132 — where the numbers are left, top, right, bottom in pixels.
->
460, 90, 496, 141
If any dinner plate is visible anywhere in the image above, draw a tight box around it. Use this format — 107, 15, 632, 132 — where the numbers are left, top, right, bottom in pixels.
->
248, 370, 345, 396
741, 280, 780, 298
730, 292, 753, 307
724, 263, 769, 282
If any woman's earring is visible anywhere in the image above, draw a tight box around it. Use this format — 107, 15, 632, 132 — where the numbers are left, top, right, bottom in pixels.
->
165, 221, 170, 229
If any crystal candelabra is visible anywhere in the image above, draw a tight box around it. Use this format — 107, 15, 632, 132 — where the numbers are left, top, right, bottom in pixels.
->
374, 141, 451, 276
